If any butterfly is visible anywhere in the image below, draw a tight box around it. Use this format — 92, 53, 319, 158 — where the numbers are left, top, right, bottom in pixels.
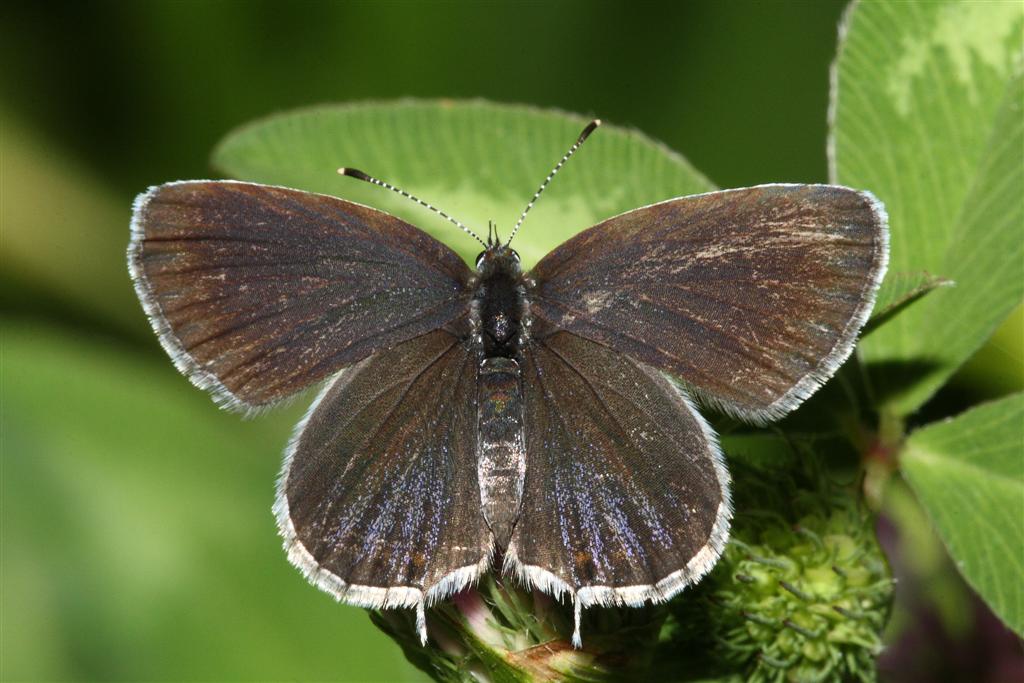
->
128, 119, 888, 647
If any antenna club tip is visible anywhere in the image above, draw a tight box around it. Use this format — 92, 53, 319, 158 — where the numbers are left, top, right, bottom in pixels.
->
578, 119, 601, 143
339, 167, 371, 181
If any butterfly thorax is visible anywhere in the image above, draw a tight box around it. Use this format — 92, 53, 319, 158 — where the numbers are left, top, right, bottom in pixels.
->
472, 246, 528, 360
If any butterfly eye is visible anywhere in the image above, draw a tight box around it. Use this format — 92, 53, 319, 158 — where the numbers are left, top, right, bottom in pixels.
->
475, 250, 488, 268
511, 249, 521, 263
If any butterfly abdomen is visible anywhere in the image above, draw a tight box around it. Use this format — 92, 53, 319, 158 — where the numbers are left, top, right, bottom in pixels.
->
477, 357, 526, 549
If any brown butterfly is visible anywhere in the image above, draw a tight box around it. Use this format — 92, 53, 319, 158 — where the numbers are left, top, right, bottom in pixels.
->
128, 120, 888, 646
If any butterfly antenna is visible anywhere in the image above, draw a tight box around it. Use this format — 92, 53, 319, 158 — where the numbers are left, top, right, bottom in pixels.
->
338, 167, 487, 248
506, 118, 601, 246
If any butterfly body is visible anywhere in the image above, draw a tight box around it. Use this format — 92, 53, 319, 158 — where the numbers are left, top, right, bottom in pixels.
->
469, 245, 531, 550
129, 130, 887, 648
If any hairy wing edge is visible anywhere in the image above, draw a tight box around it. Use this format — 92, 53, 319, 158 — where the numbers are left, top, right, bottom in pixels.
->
129, 183, 255, 412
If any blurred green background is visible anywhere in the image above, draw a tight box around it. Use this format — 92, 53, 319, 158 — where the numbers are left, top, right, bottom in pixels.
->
2, 1, 1020, 681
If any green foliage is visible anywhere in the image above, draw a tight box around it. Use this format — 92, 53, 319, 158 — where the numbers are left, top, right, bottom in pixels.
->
2, 121, 146, 338
1, 324, 420, 682
831, 0, 1024, 639
902, 393, 1024, 636
831, 0, 1024, 415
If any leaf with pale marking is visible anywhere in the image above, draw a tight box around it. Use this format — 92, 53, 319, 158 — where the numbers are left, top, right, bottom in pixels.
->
831, 0, 1024, 414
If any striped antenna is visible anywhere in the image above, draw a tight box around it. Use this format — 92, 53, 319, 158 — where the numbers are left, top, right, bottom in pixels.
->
338, 167, 487, 248
506, 119, 601, 246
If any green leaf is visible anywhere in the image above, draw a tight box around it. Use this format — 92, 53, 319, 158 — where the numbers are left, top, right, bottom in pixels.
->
1, 322, 423, 681
956, 303, 1024, 396
863, 271, 954, 335
830, 1, 1024, 415
212, 100, 714, 269
901, 393, 1024, 636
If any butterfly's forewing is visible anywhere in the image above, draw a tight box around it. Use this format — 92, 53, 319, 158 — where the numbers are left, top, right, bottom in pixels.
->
129, 181, 473, 410
508, 325, 730, 646
276, 329, 490, 642
529, 184, 888, 423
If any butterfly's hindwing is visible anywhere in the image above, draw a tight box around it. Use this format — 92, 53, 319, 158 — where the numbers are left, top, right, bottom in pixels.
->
506, 327, 731, 645
275, 330, 490, 643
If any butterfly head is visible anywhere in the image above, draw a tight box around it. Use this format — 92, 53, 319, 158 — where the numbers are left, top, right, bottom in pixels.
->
475, 241, 521, 277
